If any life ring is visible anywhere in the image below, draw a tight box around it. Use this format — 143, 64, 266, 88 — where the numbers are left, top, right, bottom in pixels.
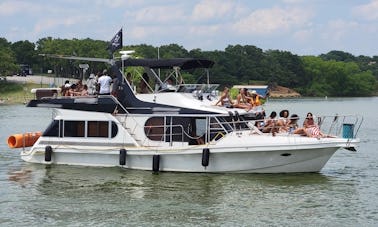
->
7, 132, 42, 148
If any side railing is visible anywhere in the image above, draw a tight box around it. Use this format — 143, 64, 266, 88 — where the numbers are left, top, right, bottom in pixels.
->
317, 114, 363, 139
249, 114, 363, 139
119, 113, 364, 147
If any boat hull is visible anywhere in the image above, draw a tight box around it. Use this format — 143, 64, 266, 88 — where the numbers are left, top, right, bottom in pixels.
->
21, 143, 345, 173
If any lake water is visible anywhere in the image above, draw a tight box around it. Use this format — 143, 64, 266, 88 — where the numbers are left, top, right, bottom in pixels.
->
0, 97, 377, 226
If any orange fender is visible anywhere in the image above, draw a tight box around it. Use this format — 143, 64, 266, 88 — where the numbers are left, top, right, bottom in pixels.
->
7, 132, 42, 148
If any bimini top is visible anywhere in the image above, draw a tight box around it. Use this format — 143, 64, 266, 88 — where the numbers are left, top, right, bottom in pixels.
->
116, 58, 214, 70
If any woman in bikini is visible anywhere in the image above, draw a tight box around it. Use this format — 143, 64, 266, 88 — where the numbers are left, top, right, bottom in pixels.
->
234, 88, 252, 110
214, 87, 233, 108
294, 112, 325, 138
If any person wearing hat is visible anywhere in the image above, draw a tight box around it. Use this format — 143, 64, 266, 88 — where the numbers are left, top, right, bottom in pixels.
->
60, 80, 71, 96
86, 73, 97, 95
249, 90, 262, 107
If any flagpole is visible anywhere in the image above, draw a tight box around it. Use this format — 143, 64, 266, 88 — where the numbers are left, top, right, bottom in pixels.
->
157, 46, 160, 79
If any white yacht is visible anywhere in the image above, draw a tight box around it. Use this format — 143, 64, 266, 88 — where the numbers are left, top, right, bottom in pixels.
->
17, 57, 362, 173
19, 106, 360, 173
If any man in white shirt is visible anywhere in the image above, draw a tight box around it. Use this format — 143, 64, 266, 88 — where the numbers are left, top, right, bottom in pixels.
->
98, 69, 112, 95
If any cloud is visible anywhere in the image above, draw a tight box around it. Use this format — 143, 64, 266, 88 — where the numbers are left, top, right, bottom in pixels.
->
322, 19, 359, 42
191, 0, 235, 21
281, 0, 304, 4
33, 14, 97, 34
128, 26, 150, 39
232, 7, 312, 35
353, 0, 378, 21
132, 5, 186, 24
0, 1, 38, 16
188, 24, 222, 36
293, 29, 313, 42
92, 0, 129, 8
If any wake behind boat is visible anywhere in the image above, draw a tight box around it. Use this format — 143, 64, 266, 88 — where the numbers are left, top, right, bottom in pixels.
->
8, 51, 363, 173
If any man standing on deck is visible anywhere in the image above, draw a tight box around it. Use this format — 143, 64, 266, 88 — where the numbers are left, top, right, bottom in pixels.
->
98, 69, 112, 95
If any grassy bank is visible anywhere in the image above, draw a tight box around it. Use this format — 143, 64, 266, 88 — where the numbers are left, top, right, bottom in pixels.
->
0, 81, 48, 104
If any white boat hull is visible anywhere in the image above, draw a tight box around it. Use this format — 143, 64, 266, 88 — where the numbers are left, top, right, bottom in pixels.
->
21, 138, 356, 173
19, 109, 361, 173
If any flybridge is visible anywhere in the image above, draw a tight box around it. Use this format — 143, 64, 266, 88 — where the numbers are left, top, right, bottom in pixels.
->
28, 55, 222, 116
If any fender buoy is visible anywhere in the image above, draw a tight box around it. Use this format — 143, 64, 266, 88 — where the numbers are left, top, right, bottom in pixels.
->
202, 148, 210, 167
119, 149, 127, 166
45, 145, 52, 162
152, 155, 160, 172
7, 132, 42, 148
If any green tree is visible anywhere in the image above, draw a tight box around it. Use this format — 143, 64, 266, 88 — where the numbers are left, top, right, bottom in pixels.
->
301, 56, 375, 96
265, 50, 306, 88
159, 44, 188, 58
320, 50, 356, 62
11, 40, 36, 65
345, 71, 376, 96
0, 38, 18, 76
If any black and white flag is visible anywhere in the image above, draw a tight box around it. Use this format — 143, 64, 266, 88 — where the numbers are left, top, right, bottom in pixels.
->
107, 28, 123, 54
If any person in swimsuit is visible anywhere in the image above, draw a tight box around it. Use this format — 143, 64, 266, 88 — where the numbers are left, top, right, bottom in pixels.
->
214, 87, 233, 108
234, 88, 252, 110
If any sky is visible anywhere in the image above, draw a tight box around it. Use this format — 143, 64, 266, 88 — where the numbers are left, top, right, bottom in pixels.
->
1, 0, 378, 56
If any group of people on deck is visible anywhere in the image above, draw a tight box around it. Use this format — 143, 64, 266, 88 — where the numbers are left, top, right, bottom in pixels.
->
214, 87, 263, 110
214, 87, 325, 138
258, 110, 325, 138
60, 69, 175, 98
61, 79, 89, 96
60, 69, 119, 97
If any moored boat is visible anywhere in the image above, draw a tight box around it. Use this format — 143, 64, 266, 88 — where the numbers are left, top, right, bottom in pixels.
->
12, 54, 363, 173
19, 107, 361, 173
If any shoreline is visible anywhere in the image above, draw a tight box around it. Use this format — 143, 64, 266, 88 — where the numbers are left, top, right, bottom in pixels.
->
1, 75, 76, 105
1, 75, 375, 105
268, 85, 301, 98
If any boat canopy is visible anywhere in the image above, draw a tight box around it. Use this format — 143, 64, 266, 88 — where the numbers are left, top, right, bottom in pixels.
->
116, 58, 214, 70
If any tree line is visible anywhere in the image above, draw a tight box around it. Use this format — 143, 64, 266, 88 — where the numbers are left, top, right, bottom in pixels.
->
0, 37, 377, 96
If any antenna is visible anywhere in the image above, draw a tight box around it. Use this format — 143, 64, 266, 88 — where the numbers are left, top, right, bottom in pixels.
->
119, 50, 135, 60
120, 50, 135, 73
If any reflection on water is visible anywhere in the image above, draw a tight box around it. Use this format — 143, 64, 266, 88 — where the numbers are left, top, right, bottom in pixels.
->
8, 168, 33, 187
1, 98, 378, 226
5, 164, 359, 226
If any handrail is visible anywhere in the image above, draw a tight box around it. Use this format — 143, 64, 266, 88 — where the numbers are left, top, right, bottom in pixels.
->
228, 114, 363, 138
107, 95, 129, 114
317, 114, 363, 139
125, 114, 363, 147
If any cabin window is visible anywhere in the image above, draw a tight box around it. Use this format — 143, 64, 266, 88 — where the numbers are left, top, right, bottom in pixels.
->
87, 121, 117, 138
111, 122, 118, 137
88, 121, 107, 137
43, 120, 59, 137
144, 117, 164, 141
43, 120, 117, 138
63, 121, 85, 137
